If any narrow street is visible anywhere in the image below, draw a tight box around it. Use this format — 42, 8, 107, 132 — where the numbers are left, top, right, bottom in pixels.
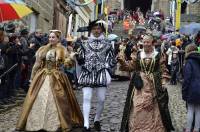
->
0, 0, 200, 131
0, 81, 186, 132
0, 23, 187, 132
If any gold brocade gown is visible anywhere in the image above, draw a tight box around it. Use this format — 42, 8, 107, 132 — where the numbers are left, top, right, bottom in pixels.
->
128, 58, 166, 132
120, 50, 174, 132
16, 43, 83, 131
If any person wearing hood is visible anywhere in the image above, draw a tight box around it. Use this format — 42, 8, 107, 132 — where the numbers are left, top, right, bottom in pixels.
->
76, 19, 116, 131
182, 44, 200, 132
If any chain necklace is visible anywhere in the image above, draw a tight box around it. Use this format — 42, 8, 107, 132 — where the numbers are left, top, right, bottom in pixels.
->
140, 58, 155, 75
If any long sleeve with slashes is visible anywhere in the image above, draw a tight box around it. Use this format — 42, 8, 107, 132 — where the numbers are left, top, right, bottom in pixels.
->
106, 46, 117, 69
160, 53, 170, 85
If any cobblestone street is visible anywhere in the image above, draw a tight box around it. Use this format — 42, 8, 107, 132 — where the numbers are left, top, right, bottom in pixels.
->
0, 81, 186, 132
0, 23, 188, 132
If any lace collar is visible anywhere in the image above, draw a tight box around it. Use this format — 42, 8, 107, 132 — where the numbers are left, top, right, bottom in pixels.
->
140, 49, 159, 59
88, 33, 105, 41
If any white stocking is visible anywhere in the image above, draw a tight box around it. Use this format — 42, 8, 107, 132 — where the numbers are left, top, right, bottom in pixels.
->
94, 87, 107, 122
82, 87, 93, 129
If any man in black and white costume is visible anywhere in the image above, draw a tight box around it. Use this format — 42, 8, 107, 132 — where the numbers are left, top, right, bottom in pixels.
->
76, 20, 116, 131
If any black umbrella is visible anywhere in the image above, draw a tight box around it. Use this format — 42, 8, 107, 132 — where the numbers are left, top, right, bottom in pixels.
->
77, 26, 89, 32
133, 26, 147, 35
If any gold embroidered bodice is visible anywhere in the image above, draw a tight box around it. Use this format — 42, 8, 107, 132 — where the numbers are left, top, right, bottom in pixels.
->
45, 49, 57, 70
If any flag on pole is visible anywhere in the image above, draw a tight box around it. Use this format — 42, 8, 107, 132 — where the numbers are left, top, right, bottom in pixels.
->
67, 14, 73, 35
96, 4, 98, 19
104, 6, 108, 15
175, 0, 181, 30
104, 5, 109, 37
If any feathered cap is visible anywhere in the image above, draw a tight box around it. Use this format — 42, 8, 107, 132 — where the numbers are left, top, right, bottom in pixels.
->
88, 19, 107, 32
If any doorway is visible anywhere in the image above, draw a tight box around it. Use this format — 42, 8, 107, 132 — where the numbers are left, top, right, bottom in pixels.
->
124, 0, 152, 14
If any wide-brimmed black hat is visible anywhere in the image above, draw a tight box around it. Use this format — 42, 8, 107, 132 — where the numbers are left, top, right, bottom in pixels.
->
88, 19, 106, 32
5, 22, 15, 33
77, 26, 88, 32
20, 28, 29, 35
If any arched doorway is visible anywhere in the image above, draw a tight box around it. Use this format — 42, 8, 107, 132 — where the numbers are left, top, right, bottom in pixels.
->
124, 0, 152, 14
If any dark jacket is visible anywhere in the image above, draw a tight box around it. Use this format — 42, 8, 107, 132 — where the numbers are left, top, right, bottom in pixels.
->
0, 42, 8, 73
182, 51, 200, 104
171, 58, 179, 73
6, 42, 33, 67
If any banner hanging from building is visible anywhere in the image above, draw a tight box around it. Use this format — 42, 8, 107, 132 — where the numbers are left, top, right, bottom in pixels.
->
67, 14, 73, 35
176, 0, 181, 30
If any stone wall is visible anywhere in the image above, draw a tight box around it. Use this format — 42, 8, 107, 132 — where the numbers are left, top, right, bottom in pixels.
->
157, 0, 170, 17
25, 0, 54, 33
107, 0, 121, 11
180, 3, 200, 24
154, 0, 200, 23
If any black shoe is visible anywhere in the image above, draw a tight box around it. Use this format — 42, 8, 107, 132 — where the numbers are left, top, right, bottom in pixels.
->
94, 121, 101, 131
82, 127, 91, 132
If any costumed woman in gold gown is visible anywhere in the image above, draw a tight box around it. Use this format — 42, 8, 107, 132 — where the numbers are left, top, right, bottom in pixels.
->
119, 35, 174, 132
16, 30, 83, 131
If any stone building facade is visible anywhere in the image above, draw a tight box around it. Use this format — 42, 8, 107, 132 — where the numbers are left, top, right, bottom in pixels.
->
24, 0, 73, 36
53, 0, 72, 36
124, 0, 200, 23
154, 0, 200, 22
107, 0, 121, 11
151, 0, 170, 17
70, 0, 95, 37
24, 0, 54, 33
185, 2, 200, 22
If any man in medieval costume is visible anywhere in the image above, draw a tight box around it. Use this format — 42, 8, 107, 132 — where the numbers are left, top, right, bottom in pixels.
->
76, 19, 116, 131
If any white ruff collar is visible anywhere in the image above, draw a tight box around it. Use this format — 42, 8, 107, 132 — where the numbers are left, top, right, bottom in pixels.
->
140, 49, 159, 59
89, 33, 105, 40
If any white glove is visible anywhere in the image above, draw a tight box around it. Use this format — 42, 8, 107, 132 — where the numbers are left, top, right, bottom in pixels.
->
105, 63, 109, 69
69, 52, 77, 59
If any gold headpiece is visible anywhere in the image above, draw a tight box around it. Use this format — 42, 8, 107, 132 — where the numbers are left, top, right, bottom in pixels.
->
143, 34, 153, 41
49, 30, 62, 39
